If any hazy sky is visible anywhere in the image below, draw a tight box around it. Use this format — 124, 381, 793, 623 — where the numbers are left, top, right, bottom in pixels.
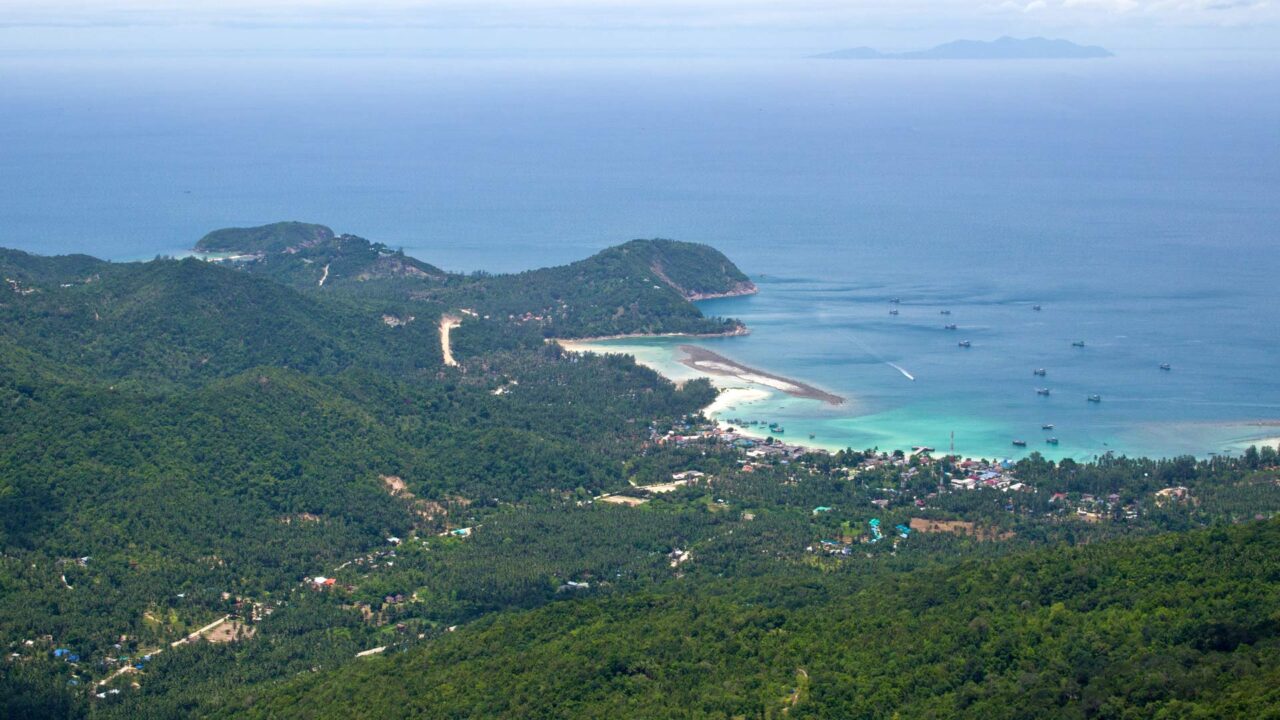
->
2, 0, 1277, 55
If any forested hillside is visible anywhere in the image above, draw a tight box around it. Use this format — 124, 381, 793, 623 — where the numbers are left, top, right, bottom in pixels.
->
230, 520, 1280, 719
0, 342, 713, 673
188, 222, 753, 338
195, 222, 336, 254
1, 238, 725, 717
424, 238, 755, 338
0, 254, 443, 388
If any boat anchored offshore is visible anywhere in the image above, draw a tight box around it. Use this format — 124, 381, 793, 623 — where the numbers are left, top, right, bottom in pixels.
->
1042, 424, 1055, 430
1036, 388, 1051, 396
1033, 305, 1042, 311
944, 323, 958, 330
1012, 440, 1028, 447
1160, 363, 1172, 371
940, 309, 951, 315
889, 298, 901, 304
958, 340, 971, 348
1072, 340, 1086, 347
889, 309, 899, 315
1046, 437, 1059, 445
1087, 394, 1102, 403
1033, 368, 1047, 376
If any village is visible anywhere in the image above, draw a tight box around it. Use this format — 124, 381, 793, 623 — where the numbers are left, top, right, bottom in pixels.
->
651, 415, 1179, 540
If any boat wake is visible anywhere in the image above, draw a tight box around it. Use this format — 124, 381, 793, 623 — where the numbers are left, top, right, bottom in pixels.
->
848, 333, 916, 382
887, 362, 916, 381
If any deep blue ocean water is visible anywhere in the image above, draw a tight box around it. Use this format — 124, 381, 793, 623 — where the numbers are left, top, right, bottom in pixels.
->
2, 52, 1277, 458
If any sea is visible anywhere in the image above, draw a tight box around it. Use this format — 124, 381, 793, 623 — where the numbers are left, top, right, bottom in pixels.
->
2, 50, 1277, 460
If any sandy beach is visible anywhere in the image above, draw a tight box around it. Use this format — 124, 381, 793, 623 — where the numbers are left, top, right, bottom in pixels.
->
552, 337, 842, 450
677, 345, 844, 405
704, 386, 772, 416
553, 327, 750, 346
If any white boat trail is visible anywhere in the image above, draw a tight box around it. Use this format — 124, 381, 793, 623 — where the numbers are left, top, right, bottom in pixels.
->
887, 362, 916, 381
848, 333, 915, 382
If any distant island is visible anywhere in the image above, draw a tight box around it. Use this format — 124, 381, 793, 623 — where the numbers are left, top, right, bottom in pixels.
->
813, 36, 1113, 60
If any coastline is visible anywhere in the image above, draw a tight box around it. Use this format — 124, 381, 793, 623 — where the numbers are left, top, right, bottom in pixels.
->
552, 336, 840, 406
684, 282, 758, 302
553, 339, 1280, 462
552, 335, 843, 453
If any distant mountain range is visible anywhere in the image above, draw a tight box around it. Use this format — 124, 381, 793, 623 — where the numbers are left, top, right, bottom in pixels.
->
813, 36, 1113, 60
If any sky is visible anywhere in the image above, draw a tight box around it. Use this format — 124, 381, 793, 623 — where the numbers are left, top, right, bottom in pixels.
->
0, 0, 1277, 56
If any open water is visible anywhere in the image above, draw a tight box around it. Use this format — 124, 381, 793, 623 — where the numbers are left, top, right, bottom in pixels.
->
2, 51, 1276, 458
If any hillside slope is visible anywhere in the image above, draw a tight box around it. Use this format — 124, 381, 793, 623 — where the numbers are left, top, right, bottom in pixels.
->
195, 221, 335, 254
186, 222, 753, 339
424, 238, 756, 339
232, 520, 1280, 719
1, 255, 443, 387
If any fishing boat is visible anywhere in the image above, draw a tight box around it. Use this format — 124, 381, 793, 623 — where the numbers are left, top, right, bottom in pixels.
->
940, 309, 951, 315
1033, 368, 1047, 376
1012, 440, 1027, 447
1046, 437, 1059, 445
889, 309, 899, 315
1042, 424, 1055, 430
1160, 363, 1172, 371
1033, 305, 1042, 311
1087, 394, 1102, 403
1036, 388, 1051, 396
1072, 340, 1086, 347
944, 323, 957, 330
958, 340, 971, 348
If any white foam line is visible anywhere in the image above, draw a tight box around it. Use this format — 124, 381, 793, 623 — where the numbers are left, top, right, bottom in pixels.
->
887, 362, 915, 381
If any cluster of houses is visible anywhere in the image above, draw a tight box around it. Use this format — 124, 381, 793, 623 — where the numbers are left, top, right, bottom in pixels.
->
1051, 491, 1141, 522
653, 420, 811, 461
221, 593, 275, 623
5, 277, 38, 296
7, 628, 180, 698
947, 459, 1028, 492
811, 539, 855, 556
510, 311, 550, 324
1155, 486, 1193, 505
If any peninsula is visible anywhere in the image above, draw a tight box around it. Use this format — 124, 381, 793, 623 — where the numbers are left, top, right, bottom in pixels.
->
190, 222, 754, 341
678, 344, 845, 405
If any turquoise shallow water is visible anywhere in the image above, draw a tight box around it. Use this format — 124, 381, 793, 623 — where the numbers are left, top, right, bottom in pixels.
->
1, 53, 1277, 458
573, 268, 1280, 460
689, 275, 1280, 459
